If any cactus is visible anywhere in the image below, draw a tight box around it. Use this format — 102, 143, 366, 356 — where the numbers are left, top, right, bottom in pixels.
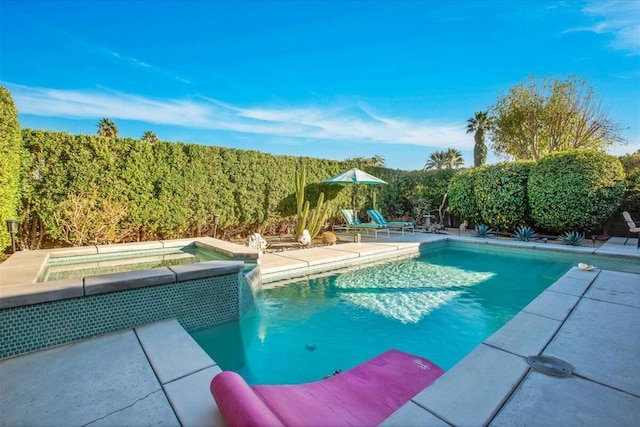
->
295, 163, 306, 217
307, 192, 330, 238
294, 163, 308, 239
295, 200, 309, 239
294, 163, 330, 239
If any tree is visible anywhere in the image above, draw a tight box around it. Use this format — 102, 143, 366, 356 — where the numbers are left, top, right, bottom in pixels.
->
346, 154, 386, 167
0, 86, 24, 251
97, 118, 119, 138
466, 111, 493, 167
618, 150, 640, 217
490, 75, 624, 161
424, 149, 464, 170
370, 154, 386, 167
423, 151, 447, 170
141, 131, 159, 143
444, 148, 464, 169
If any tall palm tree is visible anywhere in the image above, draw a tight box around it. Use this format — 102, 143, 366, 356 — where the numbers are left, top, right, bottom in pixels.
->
97, 118, 119, 138
423, 151, 448, 170
424, 149, 465, 170
141, 131, 159, 142
444, 148, 465, 169
466, 111, 493, 167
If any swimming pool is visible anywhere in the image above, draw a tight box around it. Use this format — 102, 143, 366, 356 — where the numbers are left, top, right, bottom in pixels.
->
192, 241, 638, 385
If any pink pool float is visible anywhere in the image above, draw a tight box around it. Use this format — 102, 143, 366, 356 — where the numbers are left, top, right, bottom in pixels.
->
210, 349, 445, 426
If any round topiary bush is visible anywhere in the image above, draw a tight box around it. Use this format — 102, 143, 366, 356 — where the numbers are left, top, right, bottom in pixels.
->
447, 168, 482, 224
475, 161, 534, 230
619, 152, 640, 216
528, 150, 625, 233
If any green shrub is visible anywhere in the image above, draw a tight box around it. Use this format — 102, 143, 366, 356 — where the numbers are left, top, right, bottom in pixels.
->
528, 150, 625, 233
619, 151, 640, 216
376, 169, 455, 220
0, 86, 24, 252
474, 161, 534, 230
447, 168, 482, 224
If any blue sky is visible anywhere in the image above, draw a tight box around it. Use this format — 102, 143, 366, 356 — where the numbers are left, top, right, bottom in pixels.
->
1, 0, 639, 170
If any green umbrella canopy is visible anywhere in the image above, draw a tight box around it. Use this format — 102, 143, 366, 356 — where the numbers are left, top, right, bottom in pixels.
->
323, 168, 388, 185
323, 168, 387, 216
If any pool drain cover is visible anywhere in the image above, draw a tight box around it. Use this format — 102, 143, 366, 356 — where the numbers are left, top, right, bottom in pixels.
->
526, 356, 574, 377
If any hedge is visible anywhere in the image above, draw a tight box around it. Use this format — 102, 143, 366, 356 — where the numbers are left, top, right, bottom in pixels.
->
377, 169, 456, 221
0, 86, 24, 251
17, 130, 454, 249
447, 168, 482, 224
619, 151, 640, 216
474, 161, 534, 230
528, 150, 625, 233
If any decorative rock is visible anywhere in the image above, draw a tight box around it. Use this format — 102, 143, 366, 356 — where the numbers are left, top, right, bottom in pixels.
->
321, 231, 337, 245
298, 229, 312, 246
248, 233, 268, 251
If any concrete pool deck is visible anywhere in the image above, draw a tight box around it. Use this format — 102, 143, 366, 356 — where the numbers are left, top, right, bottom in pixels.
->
1, 234, 639, 425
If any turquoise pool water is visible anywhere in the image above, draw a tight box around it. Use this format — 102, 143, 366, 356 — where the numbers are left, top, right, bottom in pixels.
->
192, 242, 637, 385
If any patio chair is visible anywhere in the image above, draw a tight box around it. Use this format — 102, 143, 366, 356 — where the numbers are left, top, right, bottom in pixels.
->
367, 209, 414, 235
338, 209, 390, 238
622, 211, 640, 248
210, 349, 444, 427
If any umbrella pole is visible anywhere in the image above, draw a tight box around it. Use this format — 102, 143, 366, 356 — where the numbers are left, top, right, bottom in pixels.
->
352, 185, 357, 219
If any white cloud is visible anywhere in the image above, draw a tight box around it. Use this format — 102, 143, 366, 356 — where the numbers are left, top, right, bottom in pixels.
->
567, 0, 640, 55
5, 83, 470, 149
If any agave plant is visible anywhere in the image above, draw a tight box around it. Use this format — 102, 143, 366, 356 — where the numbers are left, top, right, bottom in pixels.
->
513, 225, 538, 242
560, 231, 584, 246
474, 224, 491, 238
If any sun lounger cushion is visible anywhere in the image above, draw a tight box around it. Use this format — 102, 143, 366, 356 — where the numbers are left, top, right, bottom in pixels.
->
341, 209, 386, 229
210, 349, 444, 427
368, 209, 413, 227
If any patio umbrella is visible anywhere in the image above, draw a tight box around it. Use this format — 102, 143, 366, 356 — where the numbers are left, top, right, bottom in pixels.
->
323, 168, 387, 217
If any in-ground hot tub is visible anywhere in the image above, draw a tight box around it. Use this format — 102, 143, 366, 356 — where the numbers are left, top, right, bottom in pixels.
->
39, 245, 244, 282
0, 237, 261, 358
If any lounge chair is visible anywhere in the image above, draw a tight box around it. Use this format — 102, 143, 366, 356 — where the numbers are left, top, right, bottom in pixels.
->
338, 209, 390, 238
367, 209, 414, 235
622, 211, 640, 248
210, 349, 445, 427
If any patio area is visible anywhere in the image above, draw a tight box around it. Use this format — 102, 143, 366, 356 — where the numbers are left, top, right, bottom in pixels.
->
1, 234, 638, 426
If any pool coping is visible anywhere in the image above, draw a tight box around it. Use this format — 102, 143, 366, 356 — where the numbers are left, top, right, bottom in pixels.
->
260, 240, 425, 282
259, 234, 640, 281
0, 237, 259, 309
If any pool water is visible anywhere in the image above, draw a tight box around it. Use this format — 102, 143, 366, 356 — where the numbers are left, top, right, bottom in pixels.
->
192, 242, 636, 385
40, 246, 236, 282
